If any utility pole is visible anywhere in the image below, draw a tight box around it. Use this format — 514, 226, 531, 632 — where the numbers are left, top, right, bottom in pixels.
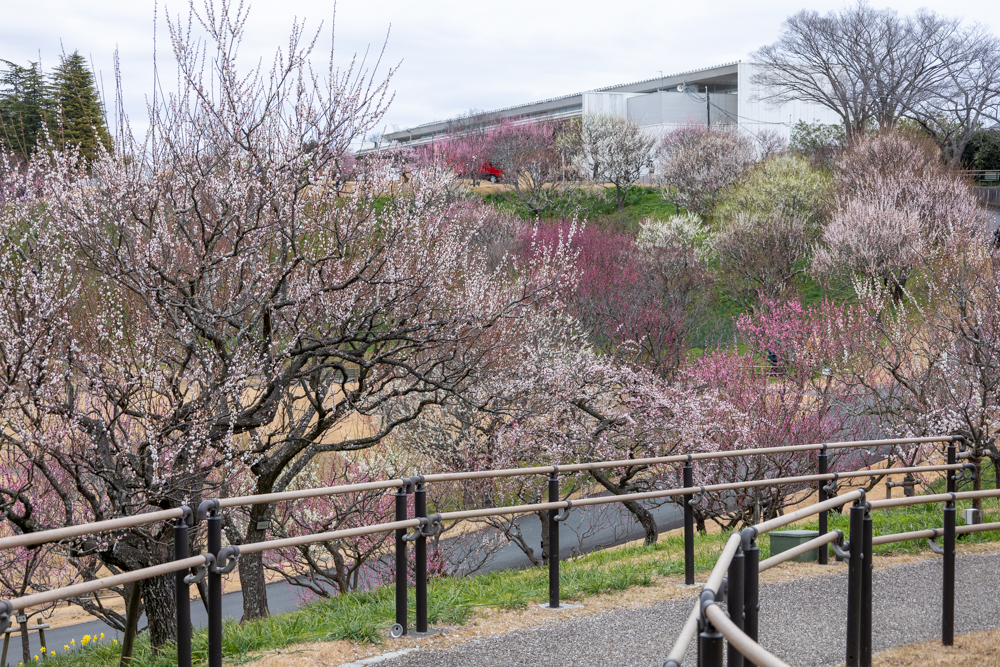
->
706, 85, 711, 127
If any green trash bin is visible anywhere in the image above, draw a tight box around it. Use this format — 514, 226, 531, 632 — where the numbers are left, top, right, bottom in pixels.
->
769, 530, 820, 563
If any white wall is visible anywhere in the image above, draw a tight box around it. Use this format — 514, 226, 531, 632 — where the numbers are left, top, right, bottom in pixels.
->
737, 62, 843, 143
582, 92, 641, 118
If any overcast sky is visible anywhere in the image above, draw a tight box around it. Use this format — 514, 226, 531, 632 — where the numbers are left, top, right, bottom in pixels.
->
4, 0, 1000, 137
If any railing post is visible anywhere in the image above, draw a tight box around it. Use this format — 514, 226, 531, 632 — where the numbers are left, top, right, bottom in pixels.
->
727, 545, 745, 667
174, 508, 193, 667
394, 484, 409, 636
414, 478, 428, 634
684, 458, 695, 585
741, 528, 759, 667
205, 502, 223, 667
861, 502, 873, 667
548, 470, 560, 609
845, 494, 865, 667
698, 591, 724, 667
943, 439, 957, 646
818, 445, 829, 565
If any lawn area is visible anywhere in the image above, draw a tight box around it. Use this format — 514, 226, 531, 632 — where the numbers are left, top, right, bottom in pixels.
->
42, 486, 1000, 667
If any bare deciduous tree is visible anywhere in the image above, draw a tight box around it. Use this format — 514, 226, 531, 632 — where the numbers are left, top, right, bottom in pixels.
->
753, 1, 1000, 153
577, 113, 655, 213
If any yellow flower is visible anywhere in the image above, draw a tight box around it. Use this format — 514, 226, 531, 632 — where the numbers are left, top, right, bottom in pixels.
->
33, 657, 38, 661
50, 652, 55, 656
64, 645, 69, 651
70, 639, 75, 645
113, 639, 118, 645
81, 635, 90, 646
39, 648, 45, 653
100, 633, 105, 639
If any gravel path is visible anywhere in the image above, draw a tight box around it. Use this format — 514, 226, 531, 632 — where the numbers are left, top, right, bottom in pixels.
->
371, 551, 1000, 667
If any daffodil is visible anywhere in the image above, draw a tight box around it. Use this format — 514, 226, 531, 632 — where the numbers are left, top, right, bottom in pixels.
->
64, 645, 69, 651
100, 633, 105, 639
70, 639, 75, 645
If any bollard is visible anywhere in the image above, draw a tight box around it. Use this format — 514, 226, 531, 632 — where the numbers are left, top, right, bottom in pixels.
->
394, 485, 409, 636
845, 495, 865, 667
818, 445, 829, 565
943, 441, 956, 646
548, 470, 560, 609
174, 508, 193, 667
414, 478, 428, 633
861, 503, 873, 667
684, 460, 695, 585
698, 591, 724, 667
741, 528, 759, 667
727, 545, 745, 667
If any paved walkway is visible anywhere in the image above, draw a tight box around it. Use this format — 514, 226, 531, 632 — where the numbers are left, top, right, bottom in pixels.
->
371, 551, 1000, 667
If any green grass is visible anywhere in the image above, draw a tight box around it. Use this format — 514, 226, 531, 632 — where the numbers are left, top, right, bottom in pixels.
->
41, 486, 1000, 666
480, 185, 679, 231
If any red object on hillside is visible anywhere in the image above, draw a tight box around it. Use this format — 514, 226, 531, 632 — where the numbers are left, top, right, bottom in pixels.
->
478, 162, 504, 183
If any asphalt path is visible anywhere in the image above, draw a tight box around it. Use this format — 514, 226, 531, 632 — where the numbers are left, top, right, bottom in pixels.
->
2, 500, 683, 664
373, 551, 1000, 667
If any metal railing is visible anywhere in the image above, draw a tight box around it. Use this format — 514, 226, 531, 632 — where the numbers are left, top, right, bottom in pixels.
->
670, 437, 1000, 667
0, 434, 969, 667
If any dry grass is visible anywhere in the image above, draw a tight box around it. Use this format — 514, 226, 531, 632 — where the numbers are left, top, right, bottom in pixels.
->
868, 627, 1000, 666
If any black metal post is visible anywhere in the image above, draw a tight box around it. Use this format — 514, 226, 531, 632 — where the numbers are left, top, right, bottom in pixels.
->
818, 446, 829, 565
861, 503, 873, 667
727, 546, 745, 667
414, 481, 428, 633
174, 511, 192, 667
548, 471, 560, 609
684, 461, 695, 585
944, 440, 957, 646
698, 621, 724, 667
845, 497, 865, 667
395, 486, 408, 636
207, 508, 222, 667
742, 529, 759, 667
698, 590, 724, 667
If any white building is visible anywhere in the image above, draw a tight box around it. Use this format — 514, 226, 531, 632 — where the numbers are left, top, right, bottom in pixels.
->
382, 62, 842, 149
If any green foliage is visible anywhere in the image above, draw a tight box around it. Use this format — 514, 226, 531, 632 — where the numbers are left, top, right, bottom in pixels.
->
0, 60, 46, 157
790, 120, 845, 169
481, 185, 678, 231
48, 52, 112, 161
0, 52, 111, 161
714, 155, 834, 229
971, 129, 1000, 171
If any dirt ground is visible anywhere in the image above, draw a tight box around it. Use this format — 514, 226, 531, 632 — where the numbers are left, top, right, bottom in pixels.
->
868, 626, 1000, 666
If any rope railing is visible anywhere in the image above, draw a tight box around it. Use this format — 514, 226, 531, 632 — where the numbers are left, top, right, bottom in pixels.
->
0, 435, 973, 667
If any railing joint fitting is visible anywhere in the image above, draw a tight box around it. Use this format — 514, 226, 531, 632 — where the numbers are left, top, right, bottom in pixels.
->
740, 526, 757, 549
554, 500, 573, 522
196, 499, 220, 522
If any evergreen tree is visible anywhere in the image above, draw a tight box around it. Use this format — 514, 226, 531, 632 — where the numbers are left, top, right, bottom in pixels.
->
0, 60, 46, 158
48, 51, 111, 161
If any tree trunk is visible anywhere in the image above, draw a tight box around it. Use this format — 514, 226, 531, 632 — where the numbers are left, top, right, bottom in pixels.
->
142, 573, 177, 650
590, 470, 658, 545
537, 511, 551, 565
623, 499, 658, 545
239, 517, 270, 621
616, 184, 625, 213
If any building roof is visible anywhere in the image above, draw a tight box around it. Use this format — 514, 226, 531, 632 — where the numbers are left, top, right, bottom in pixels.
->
382, 62, 740, 146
